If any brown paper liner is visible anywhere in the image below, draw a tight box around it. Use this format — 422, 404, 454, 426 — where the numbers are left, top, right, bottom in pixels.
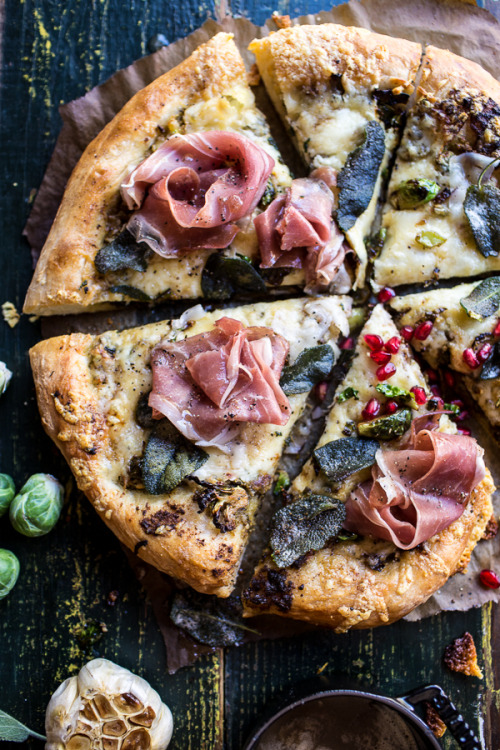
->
23, 0, 500, 668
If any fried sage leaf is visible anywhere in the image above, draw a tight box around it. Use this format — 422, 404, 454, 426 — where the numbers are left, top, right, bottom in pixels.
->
270, 494, 346, 568
479, 341, 500, 380
337, 121, 386, 232
0, 710, 45, 743
201, 253, 267, 300
142, 421, 208, 494
109, 284, 152, 301
170, 590, 258, 647
280, 345, 335, 395
94, 229, 151, 274
357, 408, 412, 440
313, 436, 379, 484
460, 277, 500, 321
464, 184, 500, 258
390, 179, 439, 210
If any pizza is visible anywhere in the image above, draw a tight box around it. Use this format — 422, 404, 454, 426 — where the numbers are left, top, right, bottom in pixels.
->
249, 24, 421, 287
242, 304, 494, 629
390, 278, 500, 431
375, 46, 500, 287
29, 296, 351, 596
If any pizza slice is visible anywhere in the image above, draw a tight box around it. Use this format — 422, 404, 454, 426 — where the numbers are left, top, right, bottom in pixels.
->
29, 295, 352, 596
242, 304, 494, 629
249, 24, 422, 286
390, 278, 500, 433
24, 33, 315, 317
375, 46, 500, 287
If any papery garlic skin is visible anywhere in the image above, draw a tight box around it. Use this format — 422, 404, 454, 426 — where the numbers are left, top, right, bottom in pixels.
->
45, 658, 173, 750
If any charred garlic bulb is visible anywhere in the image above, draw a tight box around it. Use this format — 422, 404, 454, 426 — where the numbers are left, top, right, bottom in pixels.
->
45, 658, 173, 750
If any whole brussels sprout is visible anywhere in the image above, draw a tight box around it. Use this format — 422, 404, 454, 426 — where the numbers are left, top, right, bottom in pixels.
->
0, 549, 20, 599
0, 473, 15, 517
10, 473, 64, 537
0, 361, 12, 397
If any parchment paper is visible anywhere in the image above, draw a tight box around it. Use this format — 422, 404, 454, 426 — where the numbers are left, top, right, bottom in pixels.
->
23, 0, 500, 663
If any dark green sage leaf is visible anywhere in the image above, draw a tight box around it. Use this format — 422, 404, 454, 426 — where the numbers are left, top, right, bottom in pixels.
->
357, 408, 412, 440
390, 179, 439, 210
337, 386, 359, 403
0, 710, 46, 742
135, 393, 156, 429
372, 89, 409, 128
337, 121, 386, 232
375, 383, 417, 408
270, 494, 346, 568
142, 421, 208, 494
479, 341, 500, 380
109, 285, 152, 301
94, 229, 151, 274
464, 184, 500, 258
460, 277, 500, 321
313, 436, 379, 484
170, 590, 258, 647
201, 253, 267, 300
280, 345, 335, 395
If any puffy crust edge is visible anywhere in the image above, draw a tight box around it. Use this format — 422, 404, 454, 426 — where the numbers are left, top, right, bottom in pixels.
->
242, 470, 495, 629
23, 33, 248, 316
249, 24, 422, 96
29, 333, 252, 597
418, 44, 500, 104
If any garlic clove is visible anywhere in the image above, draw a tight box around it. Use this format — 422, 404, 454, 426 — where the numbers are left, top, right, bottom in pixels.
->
45, 658, 173, 750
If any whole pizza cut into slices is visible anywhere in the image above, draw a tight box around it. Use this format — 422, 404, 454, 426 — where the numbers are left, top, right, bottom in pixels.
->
242, 304, 494, 629
29, 295, 352, 596
390, 278, 500, 432
249, 24, 422, 287
375, 46, 500, 287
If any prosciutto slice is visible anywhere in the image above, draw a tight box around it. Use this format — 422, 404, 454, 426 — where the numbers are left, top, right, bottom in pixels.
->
121, 131, 274, 257
344, 420, 485, 550
254, 175, 347, 288
149, 317, 291, 450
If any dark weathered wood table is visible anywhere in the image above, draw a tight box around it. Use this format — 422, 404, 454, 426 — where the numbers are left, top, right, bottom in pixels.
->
1, 1, 500, 748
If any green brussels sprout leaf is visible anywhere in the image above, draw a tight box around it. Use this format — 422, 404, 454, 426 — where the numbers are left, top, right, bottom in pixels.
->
375, 383, 418, 408
280, 345, 335, 395
313, 436, 379, 484
170, 590, 259, 647
0, 709, 46, 742
94, 229, 151, 274
0, 549, 20, 600
273, 470, 290, 496
9, 474, 63, 537
0, 474, 15, 518
142, 421, 208, 494
337, 386, 359, 404
357, 408, 412, 440
270, 494, 346, 568
390, 179, 439, 210
337, 121, 386, 232
415, 230, 446, 248
201, 253, 267, 301
460, 277, 500, 321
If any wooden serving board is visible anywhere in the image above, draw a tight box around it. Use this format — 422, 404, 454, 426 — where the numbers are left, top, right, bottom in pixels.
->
0, 1, 499, 748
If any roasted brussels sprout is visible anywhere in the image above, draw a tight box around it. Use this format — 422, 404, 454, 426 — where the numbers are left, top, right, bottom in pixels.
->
0, 361, 12, 397
0, 549, 20, 599
9, 473, 63, 537
0, 473, 15, 517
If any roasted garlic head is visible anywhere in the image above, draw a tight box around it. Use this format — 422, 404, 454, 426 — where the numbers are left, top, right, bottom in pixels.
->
45, 658, 173, 750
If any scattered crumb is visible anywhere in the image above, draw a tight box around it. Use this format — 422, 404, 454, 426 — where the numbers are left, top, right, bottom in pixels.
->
316, 662, 328, 674
2, 301, 20, 328
28, 315, 39, 323
272, 11, 292, 28
443, 632, 483, 678
107, 590, 119, 607
247, 63, 260, 87
100, 622, 108, 633
423, 702, 446, 738
482, 515, 499, 541
28, 187, 37, 204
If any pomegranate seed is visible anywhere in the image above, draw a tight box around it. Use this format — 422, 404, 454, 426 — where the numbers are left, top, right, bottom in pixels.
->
411, 386, 427, 405
457, 428, 471, 436
479, 569, 500, 589
456, 410, 469, 422
414, 320, 433, 341
370, 350, 391, 365
463, 348, 480, 369
384, 336, 401, 354
494, 320, 500, 337
477, 343, 493, 364
340, 336, 354, 350
385, 400, 399, 414
444, 371, 455, 388
315, 381, 328, 401
377, 287, 396, 303
376, 362, 396, 381
430, 384, 442, 398
362, 398, 381, 420
426, 368, 438, 382
364, 334, 384, 352
400, 325, 414, 342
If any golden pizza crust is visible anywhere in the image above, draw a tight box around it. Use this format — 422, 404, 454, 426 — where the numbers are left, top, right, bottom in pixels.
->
418, 45, 500, 104
242, 471, 494, 630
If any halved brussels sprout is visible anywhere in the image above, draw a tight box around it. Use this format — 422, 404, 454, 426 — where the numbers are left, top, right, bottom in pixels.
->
0, 549, 20, 599
9, 473, 63, 537
0, 473, 15, 517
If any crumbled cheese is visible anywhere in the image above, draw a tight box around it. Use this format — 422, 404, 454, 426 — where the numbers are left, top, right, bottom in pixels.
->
2, 301, 20, 328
